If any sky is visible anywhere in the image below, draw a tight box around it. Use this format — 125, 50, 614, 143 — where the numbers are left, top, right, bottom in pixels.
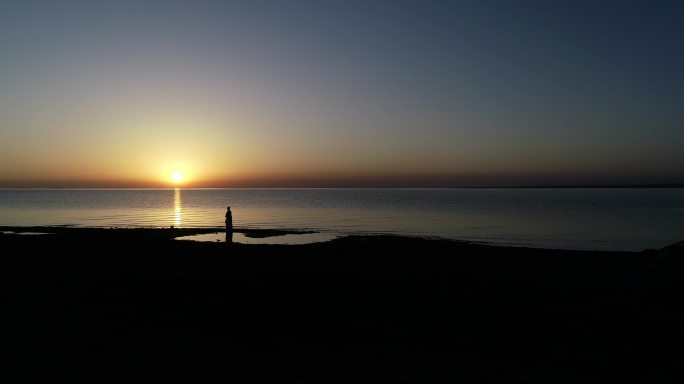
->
0, 0, 682, 187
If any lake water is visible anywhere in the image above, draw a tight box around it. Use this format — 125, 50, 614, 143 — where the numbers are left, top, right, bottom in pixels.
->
0, 188, 682, 251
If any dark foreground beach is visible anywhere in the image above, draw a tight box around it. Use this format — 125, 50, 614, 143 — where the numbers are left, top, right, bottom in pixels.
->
5, 227, 684, 383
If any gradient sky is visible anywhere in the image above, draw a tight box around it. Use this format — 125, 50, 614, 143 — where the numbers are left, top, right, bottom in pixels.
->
1, 0, 682, 187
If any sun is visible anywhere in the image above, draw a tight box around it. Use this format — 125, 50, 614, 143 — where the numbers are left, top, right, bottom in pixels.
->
171, 171, 184, 184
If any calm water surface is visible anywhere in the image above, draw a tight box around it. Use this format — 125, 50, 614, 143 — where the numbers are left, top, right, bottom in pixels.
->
0, 188, 682, 251
176, 232, 339, 245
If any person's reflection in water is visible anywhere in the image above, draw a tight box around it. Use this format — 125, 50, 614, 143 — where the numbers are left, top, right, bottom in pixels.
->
225, 206, 233, 244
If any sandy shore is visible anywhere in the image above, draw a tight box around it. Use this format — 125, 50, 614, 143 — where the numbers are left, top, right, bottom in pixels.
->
4, 227, 683, 382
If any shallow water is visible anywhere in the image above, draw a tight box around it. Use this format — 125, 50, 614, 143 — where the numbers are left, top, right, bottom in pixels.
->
1, 231, 51, 235
0, 188, 682, 251
176, 232, 338, 245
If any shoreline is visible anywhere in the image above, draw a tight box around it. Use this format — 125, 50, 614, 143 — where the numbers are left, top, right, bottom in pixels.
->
6, 227, 683, 382
0, 225, 318, 239
0, 225, 667, 252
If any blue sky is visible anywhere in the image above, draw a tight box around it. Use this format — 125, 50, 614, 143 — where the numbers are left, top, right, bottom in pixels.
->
0, 0, 682, 186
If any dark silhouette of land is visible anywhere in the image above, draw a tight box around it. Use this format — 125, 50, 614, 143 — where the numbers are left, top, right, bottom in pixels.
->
5, 227, 684, 382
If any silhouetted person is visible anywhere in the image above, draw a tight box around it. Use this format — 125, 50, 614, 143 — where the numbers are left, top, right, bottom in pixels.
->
225, 206, 233, 232
225, 206, 233, 244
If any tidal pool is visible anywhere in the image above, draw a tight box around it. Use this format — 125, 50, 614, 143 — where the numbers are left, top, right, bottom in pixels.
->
1, 231, 51, 235
176, 231, 338, 245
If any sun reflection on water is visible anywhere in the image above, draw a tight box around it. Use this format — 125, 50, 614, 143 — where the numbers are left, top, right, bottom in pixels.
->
173, 188, 182, 227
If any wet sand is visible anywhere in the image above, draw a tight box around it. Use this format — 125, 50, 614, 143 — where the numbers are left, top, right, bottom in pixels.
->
4, 227, 684, 382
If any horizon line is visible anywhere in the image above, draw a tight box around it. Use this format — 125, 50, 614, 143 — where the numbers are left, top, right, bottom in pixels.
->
1, 183, 683, 190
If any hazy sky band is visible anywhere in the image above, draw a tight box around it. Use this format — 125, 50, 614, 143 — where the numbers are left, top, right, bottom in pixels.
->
1, 0, 682, 187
